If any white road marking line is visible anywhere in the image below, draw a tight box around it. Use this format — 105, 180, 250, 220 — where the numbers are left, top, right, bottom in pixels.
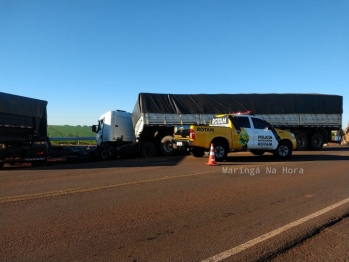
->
201, 198, 349, 262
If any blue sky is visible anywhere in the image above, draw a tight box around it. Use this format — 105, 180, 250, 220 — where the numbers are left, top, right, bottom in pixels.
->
1, 0, 348, 128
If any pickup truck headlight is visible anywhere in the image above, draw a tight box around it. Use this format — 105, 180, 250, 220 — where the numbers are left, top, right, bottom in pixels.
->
291, 133, 295, 138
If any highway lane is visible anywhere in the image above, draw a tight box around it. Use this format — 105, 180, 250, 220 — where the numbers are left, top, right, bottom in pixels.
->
1, 146, 348, 261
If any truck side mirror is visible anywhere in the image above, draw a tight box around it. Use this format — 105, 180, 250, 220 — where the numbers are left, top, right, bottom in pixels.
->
92, 125, 97, 133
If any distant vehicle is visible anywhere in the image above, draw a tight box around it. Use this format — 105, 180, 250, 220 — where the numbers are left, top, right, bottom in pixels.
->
173, 112, 297, 161
92, 93, 343, 159
0, 92, 48, 168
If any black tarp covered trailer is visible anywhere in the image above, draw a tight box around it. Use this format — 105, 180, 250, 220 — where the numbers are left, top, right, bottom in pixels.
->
0, 92, 48, 143
132, 93, 342, 130
132, 93, 342, 120
131, 93, 342, 152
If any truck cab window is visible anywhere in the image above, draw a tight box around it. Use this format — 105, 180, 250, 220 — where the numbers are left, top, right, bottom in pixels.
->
99, 120, 104, 131
232, 116, 251, 128
252, 118, 271, 130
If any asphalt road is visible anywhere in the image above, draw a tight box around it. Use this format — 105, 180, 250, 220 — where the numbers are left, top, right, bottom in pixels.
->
1, 146, 348, 262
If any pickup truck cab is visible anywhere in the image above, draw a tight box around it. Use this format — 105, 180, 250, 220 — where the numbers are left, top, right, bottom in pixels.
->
173, 114, 297, 161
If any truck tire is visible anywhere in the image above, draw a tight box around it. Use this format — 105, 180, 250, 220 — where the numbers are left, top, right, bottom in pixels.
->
160, 136, 176, 156
295, 133, 308, 150
190, 149, 205, 157
141, 142, 157, 158
250, 150, 265, 156
100, 149, 110, 160
273, 141, 292, 159
309, 133, 324, 150
213, 142, 228, 161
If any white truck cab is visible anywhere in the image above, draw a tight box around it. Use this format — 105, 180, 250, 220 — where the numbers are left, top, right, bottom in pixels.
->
92, 110, 134, 148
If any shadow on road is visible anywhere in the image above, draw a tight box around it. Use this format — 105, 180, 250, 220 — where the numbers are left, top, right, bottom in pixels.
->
1, 147, 348, 171
222, 153, 349, 164
317, 146, 349, 151
0, 154, 190, 171
221, 146, 349, 164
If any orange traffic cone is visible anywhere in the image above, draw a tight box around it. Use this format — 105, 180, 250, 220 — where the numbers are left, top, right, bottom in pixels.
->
206, 143, 218, 166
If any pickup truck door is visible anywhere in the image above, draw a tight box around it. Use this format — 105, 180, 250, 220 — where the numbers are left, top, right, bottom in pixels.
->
231, 116, 254, 148
250, 117, 278, 150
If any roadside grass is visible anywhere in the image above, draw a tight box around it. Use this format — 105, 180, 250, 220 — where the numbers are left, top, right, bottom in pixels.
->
48, 125, 95, 137
48, 125, 96, 145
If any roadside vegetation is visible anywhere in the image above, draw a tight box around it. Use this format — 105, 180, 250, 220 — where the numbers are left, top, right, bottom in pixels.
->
48, 125, 96, 145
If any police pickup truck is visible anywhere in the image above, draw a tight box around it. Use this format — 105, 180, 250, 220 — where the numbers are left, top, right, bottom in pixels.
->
173, 113, 297, 161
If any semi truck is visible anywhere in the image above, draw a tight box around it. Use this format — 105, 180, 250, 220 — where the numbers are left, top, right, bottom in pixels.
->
92, 93, 343, 159
91, 102, 217, 159
0, 92, 48, 167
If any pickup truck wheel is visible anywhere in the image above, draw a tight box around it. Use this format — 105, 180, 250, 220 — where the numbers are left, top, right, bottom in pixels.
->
214, 142, 228, 161
190, 149, 205, 157
250, 150, 265, 156
273, 141, 292, 159
295, 133, 308, 150
141, 142, 157, 158
309, 133, 324, 150
160, 136, 176, 156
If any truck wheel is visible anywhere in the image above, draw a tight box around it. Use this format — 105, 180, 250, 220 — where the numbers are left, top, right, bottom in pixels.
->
141, 142, 157, 158
273, 141, 292, 159
214, 142, 228, 161
160, 136, 176, 156
309, 133, 324, 150
190, 149, 205, 157
250, 150, 265, 156
100, 149, 110, 160
295, 133, 308, 150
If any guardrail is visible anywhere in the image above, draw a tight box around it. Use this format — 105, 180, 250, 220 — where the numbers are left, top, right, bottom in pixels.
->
49, 137, 95, 145
50, 137, 95, 141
